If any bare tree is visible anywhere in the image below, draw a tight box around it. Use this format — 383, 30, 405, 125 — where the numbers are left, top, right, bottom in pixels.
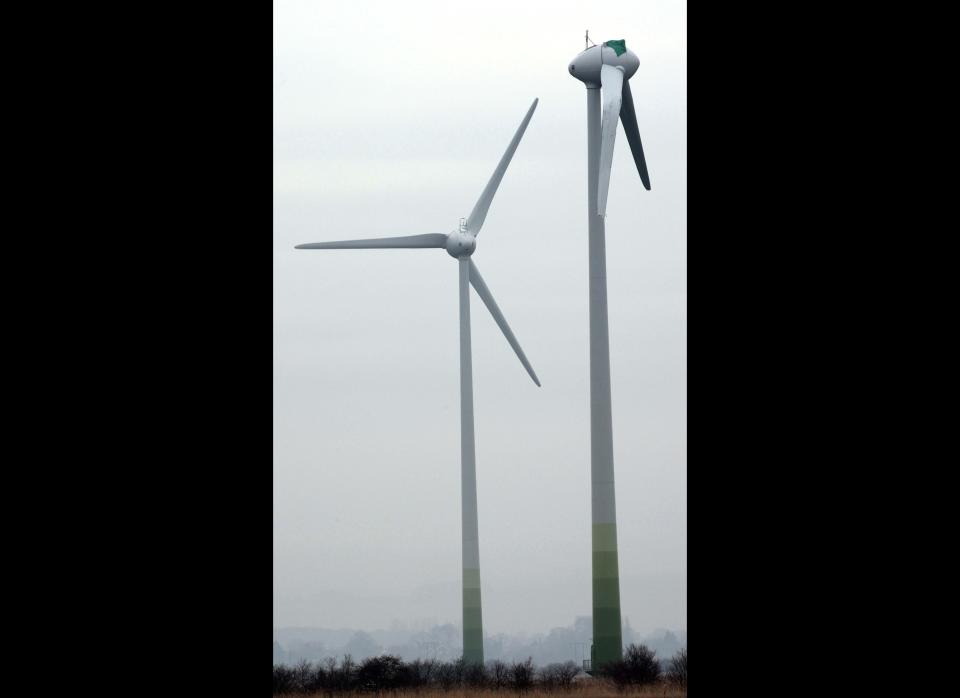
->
488, 660, 510, 689
604, 643, 661, 688
273, 664, 295, 694
667, 647, 687, 687
332, 655, 355, 692
537, 661, 579, 689
510, 658, 535, 692
293, 659, 313, 693
463, 661, 488, 688
435, 658, 463, 690
409, 658, 438, 687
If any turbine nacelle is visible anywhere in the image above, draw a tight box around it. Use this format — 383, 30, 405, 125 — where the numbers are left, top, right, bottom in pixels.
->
568, 43, 639, 86
446, 229, 477, 258
569, 38, 651, 212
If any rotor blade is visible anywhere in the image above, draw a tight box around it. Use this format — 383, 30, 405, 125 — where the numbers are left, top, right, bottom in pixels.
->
468, 259, 540, 387
464, 98, 538, 235
597, 64, 624, 217
295, 234, 447, 250
619, 79, 651, 190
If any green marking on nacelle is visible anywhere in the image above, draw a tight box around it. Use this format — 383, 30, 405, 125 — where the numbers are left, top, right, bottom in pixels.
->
604, 39, 627, 56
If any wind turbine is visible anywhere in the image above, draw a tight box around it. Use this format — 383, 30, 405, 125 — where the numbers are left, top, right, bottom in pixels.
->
568, 36, 651, 671
296, 99, 541, 667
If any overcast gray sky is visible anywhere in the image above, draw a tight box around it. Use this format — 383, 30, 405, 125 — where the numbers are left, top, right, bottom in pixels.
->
274, 0, 686, 637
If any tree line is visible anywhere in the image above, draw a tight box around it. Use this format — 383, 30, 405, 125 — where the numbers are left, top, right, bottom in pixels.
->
273, 644, 687, 693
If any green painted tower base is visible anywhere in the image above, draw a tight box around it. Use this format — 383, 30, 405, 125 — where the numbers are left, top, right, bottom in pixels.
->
592, 523, 623, 670
463, 567, 484, 665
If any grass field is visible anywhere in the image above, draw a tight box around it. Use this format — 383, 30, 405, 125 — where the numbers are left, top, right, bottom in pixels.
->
276, 681, 686, 698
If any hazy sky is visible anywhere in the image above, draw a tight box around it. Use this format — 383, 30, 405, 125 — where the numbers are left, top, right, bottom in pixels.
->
274, 0, 686, 637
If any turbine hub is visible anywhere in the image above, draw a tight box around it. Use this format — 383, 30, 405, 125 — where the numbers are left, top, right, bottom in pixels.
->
446, 229, 476, 258
568, 40, 639, 85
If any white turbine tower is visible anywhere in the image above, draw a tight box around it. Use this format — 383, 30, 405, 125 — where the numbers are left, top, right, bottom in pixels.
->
296, 99, 541, 667
568, 36, 651, 671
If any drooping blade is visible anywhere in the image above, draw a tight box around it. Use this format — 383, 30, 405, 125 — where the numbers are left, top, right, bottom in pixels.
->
619, 79, 651, 190
464, 98, 538, 235
295, 234, 447, 250
468, 259, 540, 387
597, 64, 624, 217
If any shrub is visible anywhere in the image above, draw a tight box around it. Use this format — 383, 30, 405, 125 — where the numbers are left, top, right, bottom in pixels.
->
356, 654, 410, 691
408, 658, 438, 687
435, 659, 463, 690
539, 661, 580, 689
603, 643, 661, 688
273, 664, 296, 694
667, 647, 686, 687
293, 660, 316, 692
463, 661, 488, 688
324, 655, 355, 692
510, 658, 535, 692
488, 659, 510, 689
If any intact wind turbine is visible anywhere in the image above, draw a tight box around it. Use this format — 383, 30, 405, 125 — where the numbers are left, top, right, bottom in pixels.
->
568, 35, 651, 671
296, 99, 541, 667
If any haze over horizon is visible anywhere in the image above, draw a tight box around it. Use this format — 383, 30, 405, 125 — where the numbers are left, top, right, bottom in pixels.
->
274, 0, 686, 639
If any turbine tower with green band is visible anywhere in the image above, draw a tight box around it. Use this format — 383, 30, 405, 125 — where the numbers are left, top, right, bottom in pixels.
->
296, 99, 541, 667
568, 36, 652, 671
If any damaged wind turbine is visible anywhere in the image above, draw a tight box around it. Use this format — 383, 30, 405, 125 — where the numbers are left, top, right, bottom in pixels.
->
569, 37, 651, 216
568, 36, 652, 671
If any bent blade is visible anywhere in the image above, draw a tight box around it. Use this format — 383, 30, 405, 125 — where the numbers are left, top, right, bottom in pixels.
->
295, 234, 447, 250
620, 79, 651, 190
465, 98, 539, 236
468, 259, 540, 387
598, 64, 624, 217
